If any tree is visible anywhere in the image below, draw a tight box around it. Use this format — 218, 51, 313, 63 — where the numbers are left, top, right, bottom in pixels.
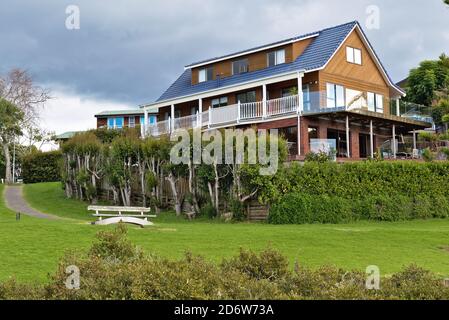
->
405, 55, 449, 106
0, 69, 51, 181
0, 99, 24, 182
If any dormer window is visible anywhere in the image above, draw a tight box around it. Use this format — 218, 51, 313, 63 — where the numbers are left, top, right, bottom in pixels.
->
267, 49, 286, 67
199, 66, 214, 83
346, 46, 362, 65
232, 59, 249, 75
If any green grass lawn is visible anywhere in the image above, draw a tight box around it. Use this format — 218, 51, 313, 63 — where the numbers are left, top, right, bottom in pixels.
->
1, 182, 449, 283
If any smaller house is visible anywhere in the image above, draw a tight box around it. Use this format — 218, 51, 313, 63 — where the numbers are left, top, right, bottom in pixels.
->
94, 108, 158, 130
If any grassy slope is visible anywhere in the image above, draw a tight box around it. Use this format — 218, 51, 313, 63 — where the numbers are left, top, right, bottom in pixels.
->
0, 182, 449, 283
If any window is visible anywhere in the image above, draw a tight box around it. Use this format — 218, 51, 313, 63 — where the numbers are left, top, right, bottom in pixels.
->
199, 67, 214, 83
367, 92, 384, 113
328, 129, 350, 158
128, 117, 135, 128
236, 90, 256, 103
267, 49, 286, 67
308, 127, 318, 143
303, 85, 311, 111
212, 96, 228, 108
281, 87, 296, 97
140, 116, 157, 126
232, 59, 249, 75
107, 117, 124, 129
326, 83, 345, 108
345, 89, 365, 110
346, 46, 362, 65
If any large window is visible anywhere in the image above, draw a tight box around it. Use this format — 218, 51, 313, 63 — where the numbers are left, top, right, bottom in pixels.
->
267, 49, 286, 67
232, 59, 249, 75
346, 46, 362, 65
367, 92, 384, 113
107, 117, 124, 129
212, 96, 228, 108
326, 83, 345, 108
199, 66, 214, 83
236, 90, 256, 103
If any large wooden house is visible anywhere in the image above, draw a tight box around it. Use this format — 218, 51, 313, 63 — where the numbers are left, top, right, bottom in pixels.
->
137, 21, 432, 160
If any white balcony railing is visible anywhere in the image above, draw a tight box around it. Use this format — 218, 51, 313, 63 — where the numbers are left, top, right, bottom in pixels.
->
209, 103, 239, 126
267, 95, 298, 117
143, 92, 433, 138
144, 94, 300, 137
241, 101, 263, 120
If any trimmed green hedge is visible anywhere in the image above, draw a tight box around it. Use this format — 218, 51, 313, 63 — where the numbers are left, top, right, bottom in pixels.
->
22, 151, 62, 184
269, 162, 449, 224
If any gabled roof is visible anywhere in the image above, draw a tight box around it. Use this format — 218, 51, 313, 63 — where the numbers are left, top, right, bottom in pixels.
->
150, 21, 403, 106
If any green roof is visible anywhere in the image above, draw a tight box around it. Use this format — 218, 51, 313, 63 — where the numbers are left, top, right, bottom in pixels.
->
55, 131, 80, 140
95, 107, 158, 117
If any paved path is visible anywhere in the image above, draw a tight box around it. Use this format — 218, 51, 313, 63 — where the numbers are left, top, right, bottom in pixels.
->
4, 185, 59, 220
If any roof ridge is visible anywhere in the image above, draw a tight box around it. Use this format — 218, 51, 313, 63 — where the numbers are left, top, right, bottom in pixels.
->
184, 20, 359, 68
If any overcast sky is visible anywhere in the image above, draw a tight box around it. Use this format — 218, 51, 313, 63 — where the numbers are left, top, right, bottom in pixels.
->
1, 0, 448, 138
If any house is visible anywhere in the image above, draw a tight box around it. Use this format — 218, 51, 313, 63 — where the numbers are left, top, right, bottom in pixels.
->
95, 109, 158, 129
140, 21, 432, 160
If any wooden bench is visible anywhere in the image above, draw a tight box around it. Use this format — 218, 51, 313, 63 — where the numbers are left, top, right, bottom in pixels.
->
87, 205, 156, 227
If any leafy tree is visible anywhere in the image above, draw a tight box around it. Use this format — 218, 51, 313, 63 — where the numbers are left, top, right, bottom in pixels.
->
405, 55, 449, 106
0, 99, 24, 182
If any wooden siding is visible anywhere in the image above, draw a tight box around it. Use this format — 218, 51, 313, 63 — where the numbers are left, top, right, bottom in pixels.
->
191, 37, 314, 85
319, 29, 391, 115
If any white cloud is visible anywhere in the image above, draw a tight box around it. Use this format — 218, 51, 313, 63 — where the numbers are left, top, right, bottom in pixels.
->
40, 88, 134, 135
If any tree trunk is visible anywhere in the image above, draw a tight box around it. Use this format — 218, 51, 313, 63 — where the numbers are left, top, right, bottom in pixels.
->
1, 142, 12, 183
213, 162, 220, 213
188, 160, 200, 214
167, 173, 182, 216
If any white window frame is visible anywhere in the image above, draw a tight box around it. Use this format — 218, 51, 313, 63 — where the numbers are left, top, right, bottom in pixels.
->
199, 69, 206, 83
128, 116, 135, 128
367, 92, 384, 113
107, 117, 124, 129
267, 49, 286, 67
232, 59, 249, 75
326, 83, 345, 108
346, 46, 362, 65
212, 96, 228, 108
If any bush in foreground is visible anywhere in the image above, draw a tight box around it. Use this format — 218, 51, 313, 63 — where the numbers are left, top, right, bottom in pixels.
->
1, 225, 449, 300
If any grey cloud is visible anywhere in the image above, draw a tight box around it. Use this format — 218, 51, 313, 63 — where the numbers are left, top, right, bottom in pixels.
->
0, 0, 448, 107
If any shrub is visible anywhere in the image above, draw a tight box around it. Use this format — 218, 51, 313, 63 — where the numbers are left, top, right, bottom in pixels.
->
199, 203, 217, 219
2, 225, 449, 300
22, 150, 62, 183
422, 148, 435, 162
229, 198, 246, 221
269, 193, 354, 224
221, 248, 290, 281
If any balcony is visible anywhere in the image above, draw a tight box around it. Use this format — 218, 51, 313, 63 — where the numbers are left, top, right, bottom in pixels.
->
143, 92, 433, 137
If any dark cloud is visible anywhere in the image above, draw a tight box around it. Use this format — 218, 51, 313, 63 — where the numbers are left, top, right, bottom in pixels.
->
0, 0, 448, 107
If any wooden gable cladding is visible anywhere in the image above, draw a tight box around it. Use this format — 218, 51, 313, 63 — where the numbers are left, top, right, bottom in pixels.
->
321, 29, 389, 90
190, 37, 314, 85
319, 28, 391, 115
292, 37, 314, 61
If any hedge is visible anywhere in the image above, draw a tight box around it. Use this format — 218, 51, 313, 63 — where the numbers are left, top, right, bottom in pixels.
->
22, 151, 62, 184
268, 162, 449, 224
269, 193, 449, 225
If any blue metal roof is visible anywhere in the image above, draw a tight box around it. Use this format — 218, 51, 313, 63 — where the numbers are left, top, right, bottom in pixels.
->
155, 21, 399, 103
